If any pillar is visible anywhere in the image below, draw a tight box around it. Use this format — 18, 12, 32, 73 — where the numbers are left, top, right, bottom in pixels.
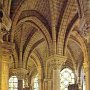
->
37, 66, 43, 90
0, 42, 12, 90
28, 76, 32, 90
11, 68, 28, 90
18, 80, 23, 90
46, 55, 67, 90
43, 79, 52, 90
0, 1, 11, 90
53, 69, 60, 90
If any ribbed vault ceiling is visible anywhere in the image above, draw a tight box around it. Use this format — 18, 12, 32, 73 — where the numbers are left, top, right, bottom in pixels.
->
9, 0, 85, 76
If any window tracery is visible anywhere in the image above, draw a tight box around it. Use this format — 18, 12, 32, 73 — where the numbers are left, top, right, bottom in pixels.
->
9, 76, 18, 90
60, 68, 75, 90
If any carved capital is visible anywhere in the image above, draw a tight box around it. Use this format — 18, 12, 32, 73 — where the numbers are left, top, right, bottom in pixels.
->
0, 41, 14, 63
10, 68, 28, 80
0, 41, 14, 55
46, 55, 67, 70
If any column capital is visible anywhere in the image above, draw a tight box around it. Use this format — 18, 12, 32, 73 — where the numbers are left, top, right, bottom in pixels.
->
0, 41, 14, 54
0, 41, 14, 63
10, 68, 28, 80
46, 55, 67, 70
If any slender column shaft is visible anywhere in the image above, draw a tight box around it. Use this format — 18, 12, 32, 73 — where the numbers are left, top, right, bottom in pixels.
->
0, 60, 9, 90
0, 46, 10, 90
46, 55, 67, 90
53, 70, 60, 90
43, 79, 52, 90
18, 80, 23, 90
43, 79, 53, 90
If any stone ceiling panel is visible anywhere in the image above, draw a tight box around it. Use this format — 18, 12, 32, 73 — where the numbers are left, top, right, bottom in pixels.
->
67, 39, 83, 64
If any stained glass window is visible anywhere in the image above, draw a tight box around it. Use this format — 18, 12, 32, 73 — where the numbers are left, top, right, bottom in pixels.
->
60, 68, 75, 90
9, 76, 18, 90
33, 75, 39, 90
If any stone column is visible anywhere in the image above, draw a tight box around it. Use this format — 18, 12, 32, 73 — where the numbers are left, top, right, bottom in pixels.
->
0, 1, 12, 90
24, 77, 29, 90
18, 80, 23, 90
43, 79, 52, 90
47, 55, 67, 90
37, 66, 43, 90
27, 76, 31, 90
53, 69, 60, 90
76, 76, 82, 90
0, 42, 12, 90
11, 68, 28, 90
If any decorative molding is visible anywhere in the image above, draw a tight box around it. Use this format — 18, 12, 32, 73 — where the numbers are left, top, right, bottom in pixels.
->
10, 68, 28, 80
0, 41, 14, 54
46, 55, 67, 70
0, 42, 14, 63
